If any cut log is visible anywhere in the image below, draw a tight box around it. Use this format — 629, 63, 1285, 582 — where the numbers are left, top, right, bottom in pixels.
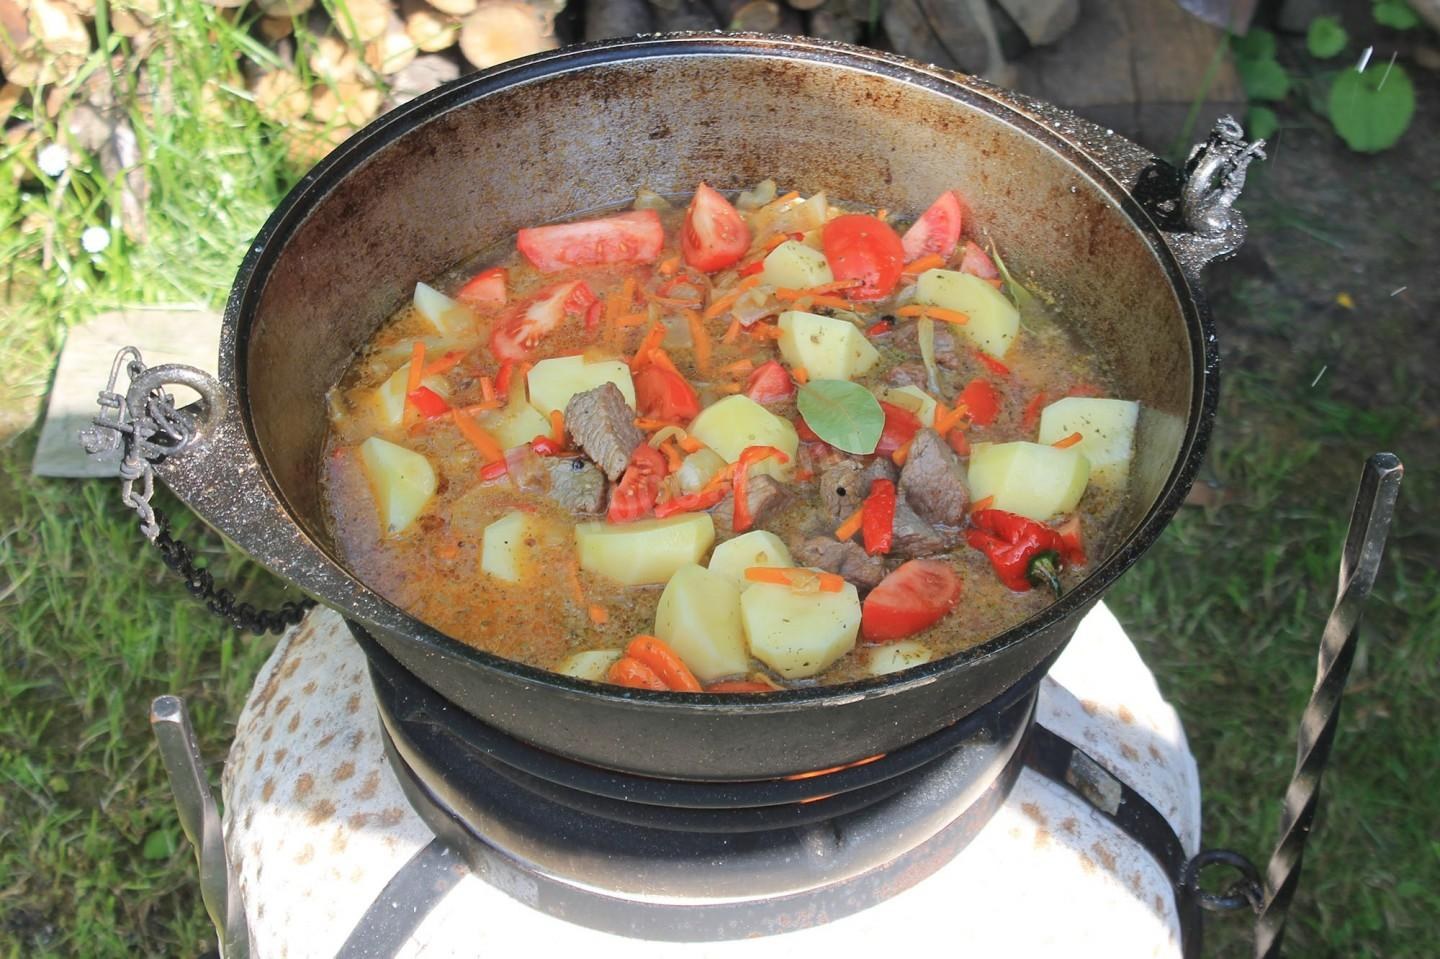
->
582, 0, 650, 40
458, 0, 557, 70
330, 0, 392, 44
387, 50, 460, 106
28, 0, 90, 56
995, 0, 1077, 46
882, 0, 989, 73
285, 118, 357, 167
0, 0, 36, 85
312, 78, 384, 124
0, 82, 20, 123
258, 14, 293, 40
807, 5, 860, 42
256, 0, 313, 17
648, 0, 719, 31
308, 34, 362, 82
251, 68, 311, 123
365, 14, 418, 73
716, 0, 779, 30
402, 0, 460, 52
427, 0, 475, 17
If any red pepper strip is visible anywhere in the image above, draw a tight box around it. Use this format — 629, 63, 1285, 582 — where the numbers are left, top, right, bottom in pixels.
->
974, 350, 1011, 377
860, 478, 896, 555
607, 656, 669, 691
407, 386, 450, 418
1021, 391, 1047, 433
864, 320, 893, 337
732, 445, 790, 533
738, 259, 766, 277
480, 460, 509, 481
653, 484, 728, 519
965, 509, 1085, 597
531, 436, 564, 456
494, 359, 516, 399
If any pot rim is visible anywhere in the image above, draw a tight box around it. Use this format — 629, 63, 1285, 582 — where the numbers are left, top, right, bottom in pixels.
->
222, 32, 1218, 710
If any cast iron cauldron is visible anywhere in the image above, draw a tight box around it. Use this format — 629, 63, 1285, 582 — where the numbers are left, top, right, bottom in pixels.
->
148, 34, 1256, 780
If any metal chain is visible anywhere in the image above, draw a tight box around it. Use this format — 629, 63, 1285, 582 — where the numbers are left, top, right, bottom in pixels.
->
83, 348, 317, 635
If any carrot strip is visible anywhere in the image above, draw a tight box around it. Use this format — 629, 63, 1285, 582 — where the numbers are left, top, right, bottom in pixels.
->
835, 506, 864, 541
634, 417, 682, 431
1052, 431, 1084, 449
587, 605, 609, 625
420, 350, 464, 377
480, 376, 496, 403
660, 439, 684, 472
451, 409, 505, 464
774, 190, 801, 205
630, 323, 668, 370
744, 567, 797, 587
774, 279, 862, 300
933, 403, 967, 436
716, 382, 743, 394
721, 317, 743, 344
608, 657, 669, 691
404, 341, 426, 414
703, 275, 763, 319
748, 324, 783, 341
458, 399, 503, 415
925, 307, 969, 325
679, 436, 704, 453
626, 635, 703, 693
743, 567, 845, 593
892, 438, 914, 466
972, 495, 996, 512
719, 357, 755, 375
791, 365, 810, 385
682, 308, 712, 375
902, 253, 946, 275
549, 410, 565, 445
617, 311, 651, 326
895, 305, 927, 318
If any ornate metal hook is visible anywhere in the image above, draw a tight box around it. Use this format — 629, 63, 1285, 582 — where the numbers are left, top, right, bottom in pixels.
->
1181, 116, 1267, 244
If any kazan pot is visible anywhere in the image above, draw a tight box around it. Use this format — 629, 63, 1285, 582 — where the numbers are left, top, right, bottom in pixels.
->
151, 34, 1254, 780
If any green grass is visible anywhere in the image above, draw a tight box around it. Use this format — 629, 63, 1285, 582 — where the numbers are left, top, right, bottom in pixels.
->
3, 5, 1438, 955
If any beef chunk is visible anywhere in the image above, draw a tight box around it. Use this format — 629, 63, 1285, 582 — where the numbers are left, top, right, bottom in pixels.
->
565, 383, 643, 481
885, 362, 929, 389
546, 456, 606, 514
899, 429, 968, 527
504, 445, 549, 493
790, 535, 887, 592
818, 458, 897, 523
890, 500, 964, 559
712, 474, 791, 534
891, 320, 961, 369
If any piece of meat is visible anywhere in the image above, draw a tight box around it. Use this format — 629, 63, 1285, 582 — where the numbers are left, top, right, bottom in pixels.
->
891, 320, 962, 369
503, 445, 549, 492
890, 500, 964, 559
790, 535, 887, 592
712, 474, 791, 534
885, 362, 929, 389
546, 456, 606, 514
899, 428, 968, 527
564, 383, 644, 481
818, 458, 898, 523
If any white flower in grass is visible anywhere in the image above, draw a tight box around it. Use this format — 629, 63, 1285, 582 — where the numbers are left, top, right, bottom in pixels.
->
38, 144, 71, 178
82, 226, 111, 253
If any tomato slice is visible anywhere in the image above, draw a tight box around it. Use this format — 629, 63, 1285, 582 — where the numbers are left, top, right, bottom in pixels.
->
958, 240, 1000, 280
456, 267, 507, 308
489, 280, 593, 361
608, 444, 668, 523
862, 560, 963, 643
874, 401, 923, 456
635, 364, 701, 422
517, 210, 665, 273
745, 360, 795, 405
960, 377, 1000, 427
681, 183, 752, 273
821, 214, 906, 301
900, 191, 963, 262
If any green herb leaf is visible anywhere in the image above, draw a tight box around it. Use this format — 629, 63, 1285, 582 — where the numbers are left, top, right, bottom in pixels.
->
797, 380, 884, 455
1237, 56, 1291, 101
1306, 16, 1348, 58
1329, 62, 1415, 152
989, 245, 1054, 333
1373, 0, 1420, 29
1247, 106, 1280, 141
1229, 29, 1276, 62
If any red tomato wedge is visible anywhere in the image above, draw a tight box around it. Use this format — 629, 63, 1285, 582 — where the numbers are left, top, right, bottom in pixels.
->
900, 191, 963, 262
681, 183, 751, 273
635, 364, 701, 422
862, 560, 963, 643
821, 214, 906, 301
516, 210, 665, 273
745, 360, 795, 405
489, 280, 594, 361
960, 377, 1000, 427
875, 401, 923, 456
456, 267, 507, 307
608, 444, 668, 523
958, 240, 1000, 280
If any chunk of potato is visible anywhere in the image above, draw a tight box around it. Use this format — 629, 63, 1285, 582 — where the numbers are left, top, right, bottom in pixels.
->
915, 269, 1020, 358
357, 436, 436, 536
653, 564, 749, 682
777, 310, 881, 382
881, 385, 939, 426
371, 362, 449, 430
861, 640, 934, 677
480, 510, 542, 584
481, 389, 552, 451
762, 240, 834, 290
1037, 397, 1140, 486
968, 441, 1090, 521
686, 395, 798, 480
526, 355, 636, 418
558, 649, 623, 682
413, 282, 474, 339
707, 530, 793, 589
740, 581, 861, 679
575, 513, 716, 586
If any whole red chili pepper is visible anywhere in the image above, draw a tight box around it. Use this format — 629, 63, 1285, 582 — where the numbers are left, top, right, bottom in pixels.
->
966, 509, 1085, 597
861, 478, 897, 555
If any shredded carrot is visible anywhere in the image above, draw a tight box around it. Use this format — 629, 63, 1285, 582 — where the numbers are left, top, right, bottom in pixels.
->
480, 376, 496, 403
626, 635, 703, 693
792, 365, 810, 385
679, 435, 704, 453
684, 309, 712, 375
814, 294, 860, 311
719, 356, 755, 375
617, 311, 651, 327
743, 567, 845, 593
895, 305, 927, 318
588, 605, 609, 625
458, 399, 503, 415
972, 495, 996, 512
892, 438, 914, 466
721, 317, 743, 344
700, 463, 737, 494
902, 253, 946, 275
875, 208, 888, 221
1052, 431, 1084, 449
716, 382, 744, 394
566, 557, 585, 604
660, 438, 684, 472
925, 307, 969, 325
703, 275, 763, 319
451, 409, 505, 463
620, 275, 639, 306
835, 506, 864, 541
774, 190, 801, 205
549, 410, 565, 445
420, 350, 464, 377
748, 323, 783, 341
630, 323, 668, 370
775, 279, 862, 299
934, 403, 967, 436
404, 341, 426, 414
634, 417, 682, 432
760, 232, 789, 254
658, 256, 680, 276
